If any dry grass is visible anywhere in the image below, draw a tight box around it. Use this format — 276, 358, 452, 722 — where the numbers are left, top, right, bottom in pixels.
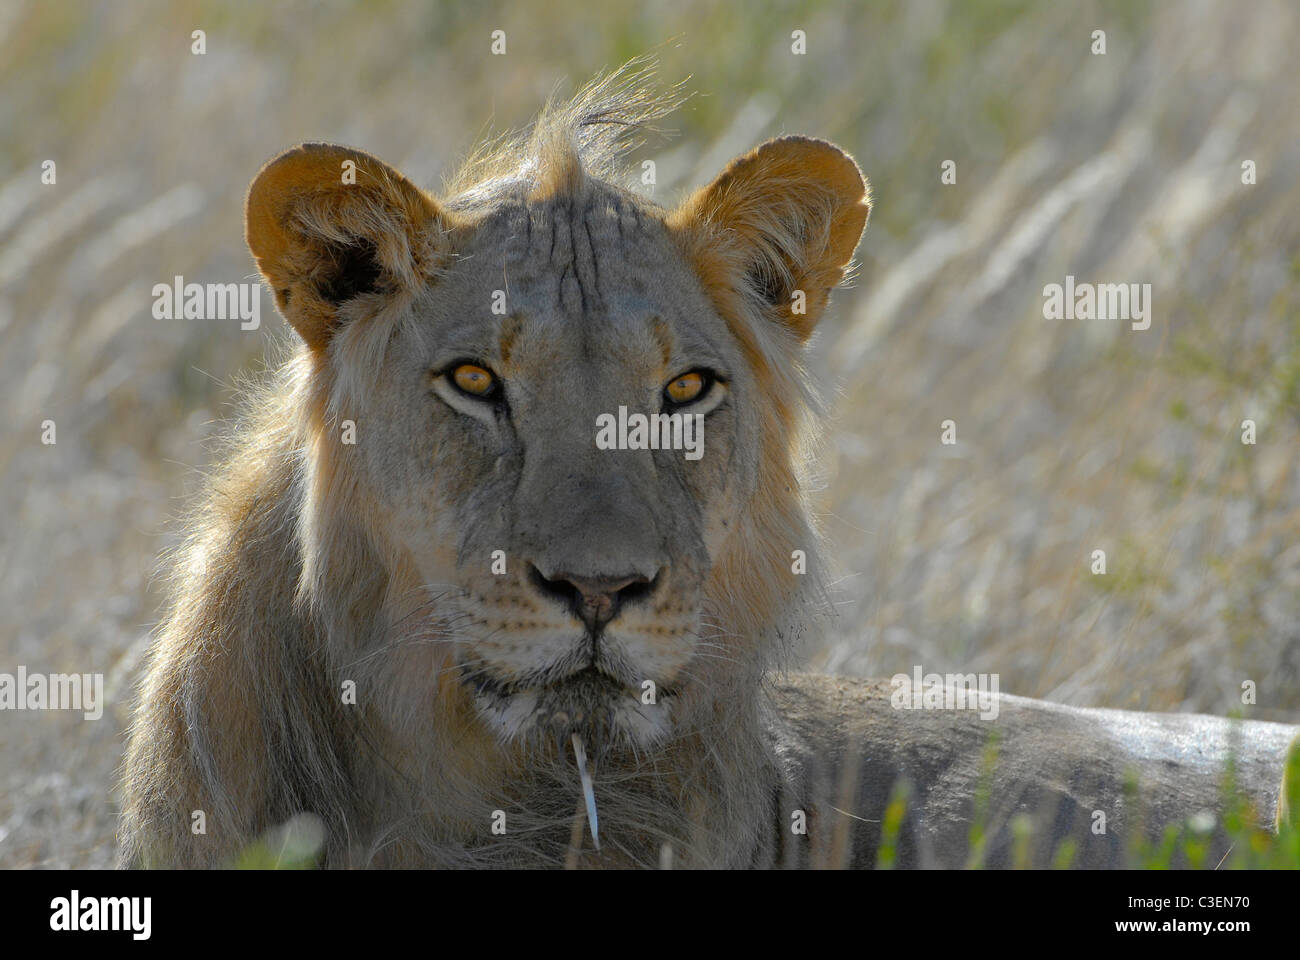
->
0, 0, 1297, 868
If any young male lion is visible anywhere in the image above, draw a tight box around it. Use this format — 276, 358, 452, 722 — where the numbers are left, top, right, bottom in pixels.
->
120, 67, 1295, 869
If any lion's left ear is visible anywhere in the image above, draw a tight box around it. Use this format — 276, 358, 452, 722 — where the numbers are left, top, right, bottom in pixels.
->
668, 136, 869, 342
245, 142, 454, 352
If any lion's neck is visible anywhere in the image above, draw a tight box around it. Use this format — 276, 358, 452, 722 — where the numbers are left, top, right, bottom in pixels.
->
283, 540, 782, 867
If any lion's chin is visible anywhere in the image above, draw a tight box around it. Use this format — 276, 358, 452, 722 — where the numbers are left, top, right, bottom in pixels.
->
466, 666, 673, 751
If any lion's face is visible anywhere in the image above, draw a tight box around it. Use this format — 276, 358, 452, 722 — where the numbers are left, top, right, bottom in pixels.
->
244, 134, 868, 751
353, 183, 755, 747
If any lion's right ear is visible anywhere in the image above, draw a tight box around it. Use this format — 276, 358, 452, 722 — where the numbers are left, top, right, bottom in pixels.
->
668, 136, 868, 344
245, 142, 450, 350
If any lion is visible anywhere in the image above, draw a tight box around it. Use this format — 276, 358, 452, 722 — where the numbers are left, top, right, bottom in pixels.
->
119, 65, 1297, 869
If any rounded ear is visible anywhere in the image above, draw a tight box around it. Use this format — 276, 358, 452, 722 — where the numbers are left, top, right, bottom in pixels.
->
668, 136, 870, 341
245, 142, 449, 350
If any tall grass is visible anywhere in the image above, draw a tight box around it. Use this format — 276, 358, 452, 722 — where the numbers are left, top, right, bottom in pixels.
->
0, 0, 1297, 867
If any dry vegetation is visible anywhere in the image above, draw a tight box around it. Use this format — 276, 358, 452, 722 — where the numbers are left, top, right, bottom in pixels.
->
0, 0, 1296, 868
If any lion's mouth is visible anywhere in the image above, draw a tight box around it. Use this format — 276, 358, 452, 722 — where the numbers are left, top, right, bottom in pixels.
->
460, 661, 674, 747
465, 663, 625, 701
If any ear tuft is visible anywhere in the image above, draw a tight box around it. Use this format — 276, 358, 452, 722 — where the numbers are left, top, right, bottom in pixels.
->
669, 136, 870, 342
245, 143, 447, 350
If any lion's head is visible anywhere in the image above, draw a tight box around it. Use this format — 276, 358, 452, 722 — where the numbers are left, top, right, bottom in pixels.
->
243, 71, 869, 760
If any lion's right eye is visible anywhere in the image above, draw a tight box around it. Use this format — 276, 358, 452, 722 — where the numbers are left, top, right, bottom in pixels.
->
664, 370, 713, 407
450, 363, 498, 399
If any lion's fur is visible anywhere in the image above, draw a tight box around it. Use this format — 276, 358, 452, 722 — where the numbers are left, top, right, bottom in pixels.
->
119, 62, 1293, 871
118, 63, 867, 868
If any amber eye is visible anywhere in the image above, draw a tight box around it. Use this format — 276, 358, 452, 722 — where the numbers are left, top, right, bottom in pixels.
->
664, 370, 709, 405
451, 363, 497, 398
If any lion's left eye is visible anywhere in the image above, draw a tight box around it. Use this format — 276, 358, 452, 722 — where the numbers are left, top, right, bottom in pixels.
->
451, 363, 498, 399
664, 370, 711, 406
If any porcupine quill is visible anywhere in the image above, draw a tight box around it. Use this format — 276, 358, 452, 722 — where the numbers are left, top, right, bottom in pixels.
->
571, 732, 600, 851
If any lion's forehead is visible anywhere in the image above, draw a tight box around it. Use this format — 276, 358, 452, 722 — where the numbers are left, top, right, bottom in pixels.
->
436, 184, 730, 377
459, 185, 686, 308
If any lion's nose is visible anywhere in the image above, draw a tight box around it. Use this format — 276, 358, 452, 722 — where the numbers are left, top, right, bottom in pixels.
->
528, 566, 656, 632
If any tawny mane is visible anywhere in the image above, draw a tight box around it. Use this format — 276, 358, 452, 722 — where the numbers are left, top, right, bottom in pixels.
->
120, 61, 870, 869
443, 58, 690, 204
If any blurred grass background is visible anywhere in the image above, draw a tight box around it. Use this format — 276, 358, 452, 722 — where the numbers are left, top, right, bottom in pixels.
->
1, 0, 1297, 867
